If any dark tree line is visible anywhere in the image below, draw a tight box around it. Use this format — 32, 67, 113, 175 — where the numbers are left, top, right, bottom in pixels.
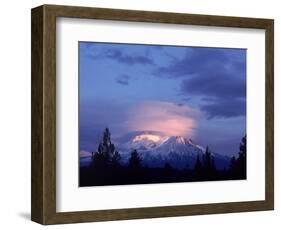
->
80, 128, 146, 186
229, 135, 246, 178
79, 128, 247, 186
194, 146, 217, 180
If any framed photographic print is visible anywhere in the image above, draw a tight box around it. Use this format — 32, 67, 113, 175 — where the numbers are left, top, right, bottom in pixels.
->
31, 4, 274, 225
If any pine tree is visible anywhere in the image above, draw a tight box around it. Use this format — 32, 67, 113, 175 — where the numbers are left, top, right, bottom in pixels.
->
203, 146, 212, 174
111, 151, 121, 168
128, 149, 141, 171
211, 156, 216, 172
229, 156, 236, 171
91, 128, 122, 169
194, 154, 202, 178
91, 151, 107, 170
195, 155, 201, 170
237, 135, 246, 178
103, 128, 111, 146
239, 135, 246, 158
229, 135, 247, 178
164, 162, 173, 177
164, 162, 172, 170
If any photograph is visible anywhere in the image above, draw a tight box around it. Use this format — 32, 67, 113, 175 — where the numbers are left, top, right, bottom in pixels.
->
30, 4, 274, 224
78, 42, 247, 187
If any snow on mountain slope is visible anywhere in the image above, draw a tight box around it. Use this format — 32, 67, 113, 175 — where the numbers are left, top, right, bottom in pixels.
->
152, 136, 203, 157
121, 133, 168, 152
139, 136, 205, 169
120, 135, 230, 170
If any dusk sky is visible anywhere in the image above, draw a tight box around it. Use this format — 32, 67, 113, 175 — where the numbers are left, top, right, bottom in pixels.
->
79, 42, 246, 156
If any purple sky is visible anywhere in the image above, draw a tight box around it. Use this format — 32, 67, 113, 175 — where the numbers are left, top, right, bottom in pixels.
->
79, 42, 246, 156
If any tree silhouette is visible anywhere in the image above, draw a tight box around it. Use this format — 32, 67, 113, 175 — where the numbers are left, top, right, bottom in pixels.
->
91, 151, 106, 170
199, 146, 217, 179
111, 151, 121, 168
164, 162, 172, 171
80, 128, 247, 186
229, 156, 236, 173
103, 128, 111, 146
203, 146, 212, 174
90, 128, 121, 170
236, 135, 246, 178
211, 157, 216, 171
239, 135, 246, 157
128, 149, 142, 170
194, 154, 202, 178
163, 162, 173, 179
229, 135, 246, 179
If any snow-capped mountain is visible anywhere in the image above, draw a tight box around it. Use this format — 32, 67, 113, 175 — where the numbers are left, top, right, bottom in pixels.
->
121, 133, 168, 152
151, 136, 204, 157
120, 135, 230, 170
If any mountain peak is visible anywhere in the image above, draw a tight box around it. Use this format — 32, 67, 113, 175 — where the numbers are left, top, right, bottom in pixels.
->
165, 136, 189, 145
175, 136, 188, 144
122, 133, 168, 152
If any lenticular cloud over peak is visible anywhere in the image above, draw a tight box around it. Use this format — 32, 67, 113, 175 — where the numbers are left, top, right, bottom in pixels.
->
126, 101, 200, 137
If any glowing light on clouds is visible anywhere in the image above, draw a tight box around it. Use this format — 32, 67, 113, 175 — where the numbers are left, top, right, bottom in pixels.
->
126, 101, 200, 137
133, 134, 162, 143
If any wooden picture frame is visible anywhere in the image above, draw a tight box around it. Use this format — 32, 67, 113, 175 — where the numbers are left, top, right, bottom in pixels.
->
31, 4, 274, 225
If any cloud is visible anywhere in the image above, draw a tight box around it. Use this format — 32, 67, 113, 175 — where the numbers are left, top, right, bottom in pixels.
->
180, 71, 246, 118
86, 44, 155, 66
200, 98, 246, 119
156, 47, 246, 78
195, 116, 246, 154
116, 74, 130, 85
126, 101, 201, 137
79, 150, 92, 157
155, 47, 246, 119
104, 49, 154, 65
180, 73, 246, 99
79, 100, 201, 150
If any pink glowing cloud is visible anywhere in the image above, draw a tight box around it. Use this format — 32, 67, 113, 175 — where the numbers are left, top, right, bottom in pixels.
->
125, 101, 201, 138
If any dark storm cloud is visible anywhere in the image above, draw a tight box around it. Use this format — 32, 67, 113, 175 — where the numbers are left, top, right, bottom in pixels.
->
180, 72, 246, 119
116, 74, 130, 85
156, 47, 246, 119
180, 72, 246, 99
200, 98, 246, 119
156, 47, 245, 78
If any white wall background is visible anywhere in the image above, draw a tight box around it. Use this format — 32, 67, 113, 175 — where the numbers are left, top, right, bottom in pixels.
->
0, 0, 279, 229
